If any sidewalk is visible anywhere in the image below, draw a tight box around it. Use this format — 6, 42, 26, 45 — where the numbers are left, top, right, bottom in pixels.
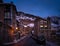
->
3, 36, 26, 45
3, 33, 32, 45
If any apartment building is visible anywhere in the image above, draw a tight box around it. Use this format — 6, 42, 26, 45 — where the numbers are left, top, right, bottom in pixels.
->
0, 0, 5, 44
0, 0, 17, 43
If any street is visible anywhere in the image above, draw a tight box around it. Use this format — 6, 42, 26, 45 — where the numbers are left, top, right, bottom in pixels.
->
3, 35, 57, 46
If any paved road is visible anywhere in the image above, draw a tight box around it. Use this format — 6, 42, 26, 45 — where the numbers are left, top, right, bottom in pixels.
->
3, 36, 57, 46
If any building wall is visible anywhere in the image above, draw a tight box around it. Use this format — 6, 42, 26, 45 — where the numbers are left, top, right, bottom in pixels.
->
34, 18, 40, 36
46, 17, 51, 40
2, 24, 14, 43
0, 2, 17, 43
34, 17, 51, 41
4, 4, 17, 32
0, 4, 4, 23
4, 4, 17, 41
0, 3, 4, 44
4, 3, 17, 31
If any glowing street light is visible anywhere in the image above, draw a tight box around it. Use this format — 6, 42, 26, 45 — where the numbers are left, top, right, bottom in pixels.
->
16, 27, 18, 30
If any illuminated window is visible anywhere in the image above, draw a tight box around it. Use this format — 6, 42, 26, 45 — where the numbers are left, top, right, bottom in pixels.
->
24, 25, 27, 27
44, 25, 47, 27
40, 25, 43, 27
44, 25, 47, 29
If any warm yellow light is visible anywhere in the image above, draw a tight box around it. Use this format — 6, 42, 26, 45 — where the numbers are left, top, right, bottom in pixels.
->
40, 25, 43, 27
16, 27, 18, 30
11, 30, 14, 33
11, 30, 14, 34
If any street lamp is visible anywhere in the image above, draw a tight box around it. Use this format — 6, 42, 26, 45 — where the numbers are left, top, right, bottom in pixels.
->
16, 27, 18, 30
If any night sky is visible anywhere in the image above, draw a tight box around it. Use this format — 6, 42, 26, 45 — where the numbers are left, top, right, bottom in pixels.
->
4, 0, 60, 18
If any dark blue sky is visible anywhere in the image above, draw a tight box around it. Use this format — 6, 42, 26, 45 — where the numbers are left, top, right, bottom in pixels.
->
4, 0, 60, 18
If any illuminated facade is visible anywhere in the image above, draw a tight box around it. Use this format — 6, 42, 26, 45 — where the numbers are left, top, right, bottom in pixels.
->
34, 17, 51, 40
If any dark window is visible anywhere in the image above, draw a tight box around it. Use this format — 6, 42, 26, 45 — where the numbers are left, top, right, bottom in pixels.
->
5, 5, 10, 12
4, 19, 11, 25
5, 12, 11, 18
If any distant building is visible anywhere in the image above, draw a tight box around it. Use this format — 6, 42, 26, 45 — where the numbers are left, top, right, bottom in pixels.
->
16, 12, 51, 40
34, 16, 51, 40
16, 12, 36, 36
50, 16, 60, 43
